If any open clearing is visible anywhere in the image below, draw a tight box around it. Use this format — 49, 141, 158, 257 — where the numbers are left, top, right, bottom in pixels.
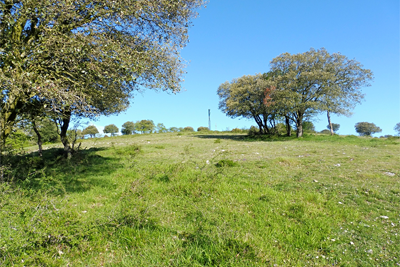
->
1, 133, 399, 266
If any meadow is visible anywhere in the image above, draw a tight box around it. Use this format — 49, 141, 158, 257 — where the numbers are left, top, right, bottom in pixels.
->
1, 132, 399, 266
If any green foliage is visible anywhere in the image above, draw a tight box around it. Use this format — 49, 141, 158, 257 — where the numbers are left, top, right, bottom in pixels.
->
0, 0, 206, 148
267, 48, 373, 137
214, 139, 221, 144
197, 126, 209, 132
215, 159, 238, 167
327, 123, 340, 133
248, 126, 260, 137
169, 127, 179, 133
394, 122, 400, 136
218, 74, 277, 134
355, 122, 382, 136
136, 120, 155, 134
302, 121, 315, 132
5, 129, 32, 149
30, 119, 60, 144
231, 128, 244, 133
320, 129, 331, 135
156, 123, 168, 133
121, 121, 136, 135
82, 125, 99, 138
183, 126, 194, 132
103, 124, 119, 136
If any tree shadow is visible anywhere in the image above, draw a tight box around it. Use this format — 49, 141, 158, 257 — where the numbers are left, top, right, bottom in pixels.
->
3, 147, 121, 195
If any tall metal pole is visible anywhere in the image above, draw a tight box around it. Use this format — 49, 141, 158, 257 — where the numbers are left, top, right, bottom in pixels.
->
208, 109, 211, 131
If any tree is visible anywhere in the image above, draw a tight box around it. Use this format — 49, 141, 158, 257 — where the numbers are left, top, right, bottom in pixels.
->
197, 127, 209, 132
184, 126, 194, 132
82, 126, 99, 138
355, 122, 382, 136
104, 124, 119, 137
121, 122, 136, 135
169, 127, 179, 133
394, 123, 400, 136
267, 48, 373, 137
135, 120, 155, 134
218, 74, 280, 135
0, 0, 205, 151
156, 123, 168, 133
327, 123, 340, 133
302, 121, 315, 132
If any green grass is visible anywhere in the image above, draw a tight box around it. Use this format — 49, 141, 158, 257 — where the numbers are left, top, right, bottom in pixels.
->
1, 133, 399, 266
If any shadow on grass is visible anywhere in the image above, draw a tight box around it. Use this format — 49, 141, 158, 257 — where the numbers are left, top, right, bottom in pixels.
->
192, 134, 296, 142
3, 147, 120, 195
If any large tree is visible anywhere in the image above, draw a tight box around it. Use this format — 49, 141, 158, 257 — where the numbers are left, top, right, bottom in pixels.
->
121, 121, 136, 135
218, 74, 280, 135
0, 0, 205, 151
103, 124, 119, 137
267, 48, 373, 137
82, 125, 99, 138
355, 122, 382, 136
135, 120, 155, 134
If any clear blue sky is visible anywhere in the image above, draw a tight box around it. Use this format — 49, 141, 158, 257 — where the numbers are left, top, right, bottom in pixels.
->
92, 0, 399, 136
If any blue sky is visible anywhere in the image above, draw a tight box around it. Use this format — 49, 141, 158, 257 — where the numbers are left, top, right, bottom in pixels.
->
92, 0, 399, 136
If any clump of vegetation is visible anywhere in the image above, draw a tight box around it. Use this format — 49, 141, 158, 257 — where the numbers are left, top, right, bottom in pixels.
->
215, 159, 238, 167
355, 122, 382, 136
231, 128, 245, 133
214, 139, 221, 143
183, 126, 194, 132
197, 126, 209, 132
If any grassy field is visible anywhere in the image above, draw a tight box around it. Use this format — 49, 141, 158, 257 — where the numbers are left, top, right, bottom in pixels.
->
1, 132, 399, 266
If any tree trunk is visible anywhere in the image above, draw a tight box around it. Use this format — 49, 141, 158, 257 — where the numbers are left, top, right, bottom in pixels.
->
327, 111, 334, 135
59, 110, 72, 159
32, 121, 43, 157
296, 113, 303, 137
285, 115, 291, 137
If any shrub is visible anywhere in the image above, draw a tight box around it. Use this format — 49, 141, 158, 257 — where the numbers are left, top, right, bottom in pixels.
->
183, 126, 194, 132
197, 126, 209, 132
248, 126, 259, 136
231, 128, 243, 133
320, 129, 331, 135
215, 159, 238, 167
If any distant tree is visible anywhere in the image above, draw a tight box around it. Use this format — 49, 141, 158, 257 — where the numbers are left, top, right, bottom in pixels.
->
136, 120, 155, 134
320, 129, 331, 135
394, 123, 400, 136
184, 126, 194, 132
104, 124, 119, 136
156, 123, 168, 133
121, 122, 136, 135
197, 127, 209, 132
267, 48, 373, 137
169, 127, 179, 133
302, 121, 315, 132
83, 126, 99, 138
355, 122, 382, 136
327, 123, 340, 133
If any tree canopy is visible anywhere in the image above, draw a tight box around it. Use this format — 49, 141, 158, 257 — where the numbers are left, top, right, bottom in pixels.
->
327, 123, 340, 133
82, 125, 99, 138
121, 122, 136, 135
217, 74, 280, 135
355, 122, 382, 136
0, 0, 205, 149
103, 124, 119, 137
135, 120, 155, 134
267, 48, 373, 137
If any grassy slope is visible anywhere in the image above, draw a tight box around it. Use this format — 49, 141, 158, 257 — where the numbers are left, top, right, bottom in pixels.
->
1, 133, 399, 266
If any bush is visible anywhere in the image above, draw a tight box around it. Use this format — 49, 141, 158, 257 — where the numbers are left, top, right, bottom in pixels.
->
248, 126, 260, 137
231, 128, 243, 133
183, 126, 194, 132
320, 129, 331, 135
197, 126, 209, 132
